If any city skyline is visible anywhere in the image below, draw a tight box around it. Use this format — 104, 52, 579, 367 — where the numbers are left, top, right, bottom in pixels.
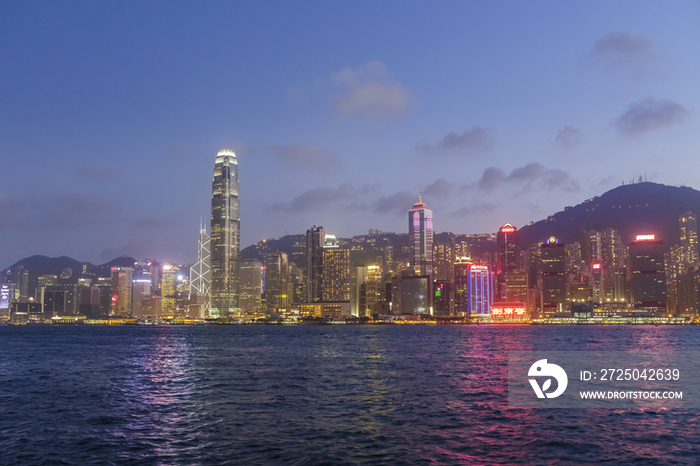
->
1, 1, 699, 269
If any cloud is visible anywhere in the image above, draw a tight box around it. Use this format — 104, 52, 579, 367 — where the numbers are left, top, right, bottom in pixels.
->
591, 31, 655, 66
477, 167, 507, 191
269, 183, 355, 212
452, 203, 498, 218
45, 193, 119, 228
372, 190, 415, 215
477, 163, 579, 193
272, 142, 340, 170
418, 126, 490, 154
75, 165, 122, 179
332, 61, 412, 119
423, 178, 454, 198
615, 97, 688, 136
554, 125, 581, 149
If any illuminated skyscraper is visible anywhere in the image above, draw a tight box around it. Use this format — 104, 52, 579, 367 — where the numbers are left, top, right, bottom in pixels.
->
239, 259, 262, 314
630, 234, 667, 312
496, 223, 520, 301
111, 266, 133, 317
680, 211, 698, 269
321, 245, 350, 302
468, 265, 493, 316
408, 194, 433, 276
210, 149, 240, 317
306, 225, 325, 303
540, 237, 567, 317
265, 253, 289, 313
190, 224, 211, 317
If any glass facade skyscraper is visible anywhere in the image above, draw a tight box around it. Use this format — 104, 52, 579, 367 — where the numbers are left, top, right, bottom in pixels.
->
408, 195, 433, 276
210, 149, 240, 317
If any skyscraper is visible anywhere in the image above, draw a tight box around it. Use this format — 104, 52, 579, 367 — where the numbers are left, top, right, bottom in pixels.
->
629, 234, 667, 312
210, 149, 240, 318
679, 211, 698, 269
495, 223, 520, 301
190, 224, 211, 318
306, 225, 325, 303
408, 194, 433, 276
540, 237, 567, 317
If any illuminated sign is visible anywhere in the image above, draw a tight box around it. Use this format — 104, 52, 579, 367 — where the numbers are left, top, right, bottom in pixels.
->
0, 284, 9, 310
470, 265, 489, 271
548, 236, 557, 244
636, 234, 655, 241
500, 224, 516, 233
592, 263, 601, 270
490, 302, 527, 320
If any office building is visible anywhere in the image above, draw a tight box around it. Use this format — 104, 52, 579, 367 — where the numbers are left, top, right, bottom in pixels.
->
190, 224, 211, 317
210, 149, 240, 318
629, 234, 667, 312
408, 194, 433, 276
540, 237, 567, 317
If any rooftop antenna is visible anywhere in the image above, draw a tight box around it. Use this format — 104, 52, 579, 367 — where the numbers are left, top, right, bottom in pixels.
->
419, 184, 422, 203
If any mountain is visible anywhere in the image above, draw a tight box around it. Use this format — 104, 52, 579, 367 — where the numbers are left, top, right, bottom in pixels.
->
2, 255, 138, 295
519, 182, 700, 248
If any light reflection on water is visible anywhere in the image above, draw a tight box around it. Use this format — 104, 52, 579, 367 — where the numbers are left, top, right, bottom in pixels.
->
0, 324, 699, 465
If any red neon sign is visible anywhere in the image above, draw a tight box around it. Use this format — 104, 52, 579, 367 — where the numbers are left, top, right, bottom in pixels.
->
636, 234, 655, 241
491, 302, 526, 320
592, 263, 601, 270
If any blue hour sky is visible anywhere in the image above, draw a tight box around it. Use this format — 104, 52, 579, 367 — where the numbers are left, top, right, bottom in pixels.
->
1, 1, 699, 268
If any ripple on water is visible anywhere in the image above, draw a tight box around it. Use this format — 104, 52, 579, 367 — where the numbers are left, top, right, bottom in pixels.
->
1, 325, 700, 465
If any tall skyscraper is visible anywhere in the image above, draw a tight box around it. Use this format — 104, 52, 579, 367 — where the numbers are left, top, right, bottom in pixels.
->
321, 246, 350, 302
239, 259, 262, 314
468, 265, 493, 316
495, 223, 520, 301
190, 224, 212, 318
265, 253, 289, 313
210, 149, 240, 318
306, 225, 325, 303
629, 234, 667, 312
408, 194, 433, 276
680, 211, 699, 269
540, 236, 567, 317
111, 266, 133, 317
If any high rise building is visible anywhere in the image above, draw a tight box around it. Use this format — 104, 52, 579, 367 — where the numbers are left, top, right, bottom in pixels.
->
306, 226, 325, 303
321, 245, 350, 302
408, 194, 433, 276
160, 264, 177, 317
495, 223, 520, 301
111, 266, 133, 317
239, 259, 262, 314
629, 234, 667, 312
3, 266, 29, 303
540, 237, 567, 317
468, 265, 493, 316
190, 224, 211, 317
680, 211, 699, 269
265, 253, 289, 313
454, 257, 473, 315
210, 149, 240, 318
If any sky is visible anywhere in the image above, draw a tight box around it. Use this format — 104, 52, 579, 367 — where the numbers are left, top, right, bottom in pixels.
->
1, 0, 699, 268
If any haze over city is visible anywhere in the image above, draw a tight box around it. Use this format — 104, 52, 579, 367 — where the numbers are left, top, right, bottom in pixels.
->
1, 1, 699, 268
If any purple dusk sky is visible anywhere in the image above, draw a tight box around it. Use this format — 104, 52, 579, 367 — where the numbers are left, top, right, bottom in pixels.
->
1, 1, 699, 268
